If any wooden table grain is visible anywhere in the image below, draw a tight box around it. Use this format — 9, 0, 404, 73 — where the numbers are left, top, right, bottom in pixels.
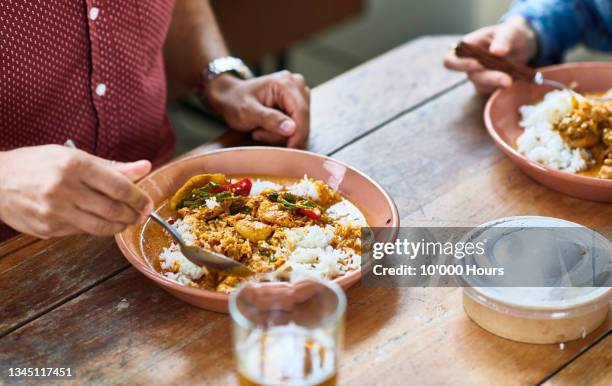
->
0, 36, 610, 386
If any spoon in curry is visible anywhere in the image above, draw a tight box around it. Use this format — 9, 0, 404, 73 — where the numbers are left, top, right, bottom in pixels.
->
454, 41, 612, 102
149, 212, 255, 278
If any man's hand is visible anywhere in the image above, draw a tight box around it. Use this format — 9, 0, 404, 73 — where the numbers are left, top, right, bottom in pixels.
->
164, 0, 309, 146
205, 70, 310, 148
444, 16, 538, 95
0, 145, 153, 239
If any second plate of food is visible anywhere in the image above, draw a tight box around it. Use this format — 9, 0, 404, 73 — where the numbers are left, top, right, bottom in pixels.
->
485, 62, 612, 202
115, 147, 400, 312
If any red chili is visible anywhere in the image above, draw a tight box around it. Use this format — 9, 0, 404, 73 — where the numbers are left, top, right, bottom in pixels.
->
208, 178, 252, 196
299, 208, 322, 220
227, 178, 252, 196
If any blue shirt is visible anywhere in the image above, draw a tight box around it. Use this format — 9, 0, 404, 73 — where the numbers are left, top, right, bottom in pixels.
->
503, 0, 612, 65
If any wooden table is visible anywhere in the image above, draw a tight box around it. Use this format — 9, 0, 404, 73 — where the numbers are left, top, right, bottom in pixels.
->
1, 36, 610, 386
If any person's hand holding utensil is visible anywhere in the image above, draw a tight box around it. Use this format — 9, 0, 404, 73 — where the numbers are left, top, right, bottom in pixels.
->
0, 143, 153, 239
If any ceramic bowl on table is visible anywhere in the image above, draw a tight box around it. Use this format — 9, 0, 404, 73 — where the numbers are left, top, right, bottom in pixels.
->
115, 147, 400, 313
484, 62, 612, 202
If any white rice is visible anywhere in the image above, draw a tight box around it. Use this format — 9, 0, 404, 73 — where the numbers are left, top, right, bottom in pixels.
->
174, 218, 196, 244
284, 225, 360, 281
516, 90, 587, 173
249, 180, 282, 196
282, 222, 361, 280
287, 175, 320, 201
285, 225, 335, 249
159, 219, 204, 285
327, 199, 367, 227
205, 197, 219, 209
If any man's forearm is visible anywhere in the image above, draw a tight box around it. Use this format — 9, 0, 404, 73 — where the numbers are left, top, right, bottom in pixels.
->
164, 0, 230, 99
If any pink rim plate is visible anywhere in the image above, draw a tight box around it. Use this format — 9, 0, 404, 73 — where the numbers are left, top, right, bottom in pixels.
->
115, 147, 400, 313
484, 62, 612, 202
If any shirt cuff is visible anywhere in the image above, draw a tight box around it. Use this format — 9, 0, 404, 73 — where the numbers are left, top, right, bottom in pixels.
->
501, 7, 563, 66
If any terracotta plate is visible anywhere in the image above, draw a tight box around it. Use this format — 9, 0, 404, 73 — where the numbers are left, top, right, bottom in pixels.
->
484, 62, 612, 202
115, 147, 400, 313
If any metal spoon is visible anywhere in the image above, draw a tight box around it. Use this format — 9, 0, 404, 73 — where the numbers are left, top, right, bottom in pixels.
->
454, 41, 612, 102
149, 212, 255, 277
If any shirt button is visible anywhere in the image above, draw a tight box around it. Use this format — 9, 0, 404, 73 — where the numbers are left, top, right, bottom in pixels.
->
89, 7, 100, 21
95, 83, 107, 96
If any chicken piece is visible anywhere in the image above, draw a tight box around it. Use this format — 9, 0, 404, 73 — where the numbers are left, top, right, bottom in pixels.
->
566, 131, 600, 148
313, 180, 342, 208
235, 219, 273, 242
553, 99, 611, 149
257, 200, 297, 227
598, 159, 612, 179
216, 276, 244, 293
178, 204, 225, 221
244, 195, 265, 216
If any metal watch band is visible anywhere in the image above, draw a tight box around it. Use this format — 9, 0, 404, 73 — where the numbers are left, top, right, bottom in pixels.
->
201, 56, 254, 84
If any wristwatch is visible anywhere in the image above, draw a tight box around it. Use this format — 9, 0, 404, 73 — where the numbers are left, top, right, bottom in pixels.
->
197, 56, 254, 112
201, 56, 254, 86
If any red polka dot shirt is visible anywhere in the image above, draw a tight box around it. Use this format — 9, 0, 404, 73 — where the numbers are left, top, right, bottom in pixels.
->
0, 0, 177, 242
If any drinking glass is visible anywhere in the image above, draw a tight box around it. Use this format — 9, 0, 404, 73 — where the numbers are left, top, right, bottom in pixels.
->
229, 277, 346, 386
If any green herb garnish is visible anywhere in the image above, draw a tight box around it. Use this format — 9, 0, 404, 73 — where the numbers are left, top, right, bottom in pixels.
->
178, 182, 243, 209
268, 192, 321, 212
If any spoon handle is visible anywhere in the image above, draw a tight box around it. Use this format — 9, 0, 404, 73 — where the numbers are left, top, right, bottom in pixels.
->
149, 212, 184, 246
454, 41, 537, 82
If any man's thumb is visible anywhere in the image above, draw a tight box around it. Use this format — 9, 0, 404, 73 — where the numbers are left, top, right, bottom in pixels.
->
253, 104, 296, 137
114, 160, 152, 181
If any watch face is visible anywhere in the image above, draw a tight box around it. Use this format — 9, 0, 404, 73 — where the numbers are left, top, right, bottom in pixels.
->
209, 57, 253, 79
